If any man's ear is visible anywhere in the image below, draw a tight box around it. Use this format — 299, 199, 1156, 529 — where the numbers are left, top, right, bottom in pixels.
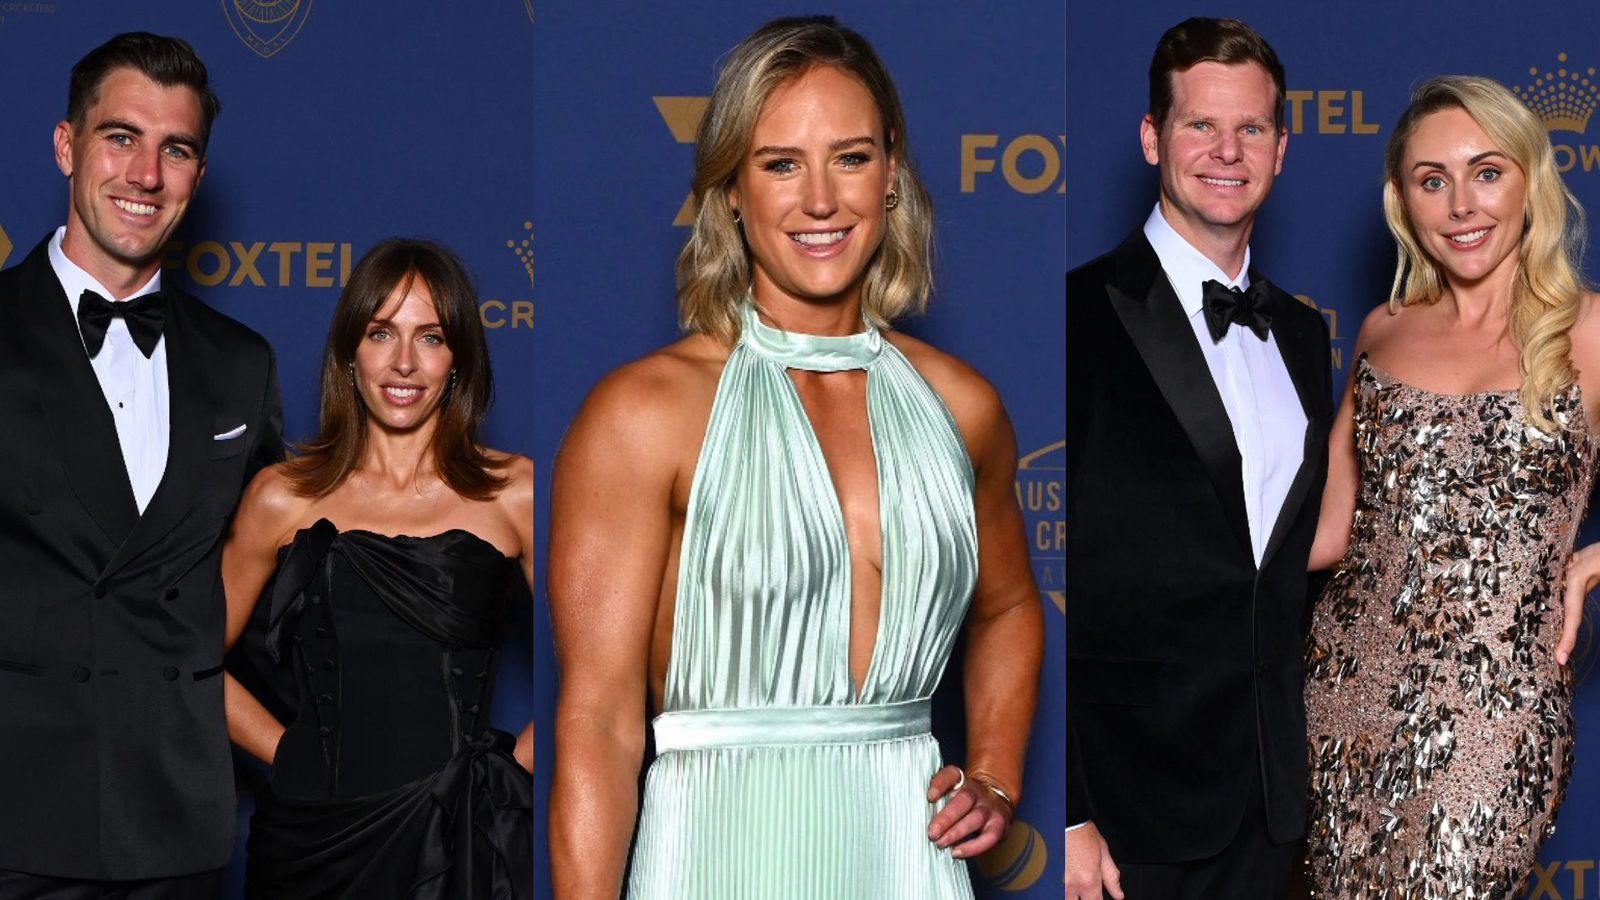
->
53, 121, 76, 177
1140, 115, 1160, 166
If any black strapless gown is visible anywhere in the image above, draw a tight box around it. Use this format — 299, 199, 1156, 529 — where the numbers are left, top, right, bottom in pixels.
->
236, 519, 531, 899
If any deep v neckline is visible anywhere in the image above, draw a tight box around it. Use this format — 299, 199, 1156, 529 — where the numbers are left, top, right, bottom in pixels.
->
740, 304, 888, 702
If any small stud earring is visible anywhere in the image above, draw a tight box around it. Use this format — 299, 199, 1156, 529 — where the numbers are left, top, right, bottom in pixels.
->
885, 190, 899, 210
731, 208, 742, 224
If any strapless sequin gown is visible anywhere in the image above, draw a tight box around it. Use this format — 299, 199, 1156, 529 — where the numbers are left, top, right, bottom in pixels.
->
625, 304, 979, 899
1305, 355, 1596, 898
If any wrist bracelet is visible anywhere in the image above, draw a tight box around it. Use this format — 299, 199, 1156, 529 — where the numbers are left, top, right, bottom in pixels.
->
970, 773, 1018, 812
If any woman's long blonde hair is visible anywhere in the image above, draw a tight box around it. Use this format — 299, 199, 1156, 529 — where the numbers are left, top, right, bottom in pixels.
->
1383, 75, 1588, 431
675, 16, 934, 343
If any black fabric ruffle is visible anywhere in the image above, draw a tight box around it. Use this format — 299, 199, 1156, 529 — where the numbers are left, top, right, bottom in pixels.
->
246, 729, 532, 899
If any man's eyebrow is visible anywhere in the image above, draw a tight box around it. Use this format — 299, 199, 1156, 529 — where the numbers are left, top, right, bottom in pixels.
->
94, 118, 202, 152
95, 118, 143, 136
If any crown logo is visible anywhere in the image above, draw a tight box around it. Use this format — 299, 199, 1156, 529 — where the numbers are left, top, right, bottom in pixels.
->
1514, 53, 1600, 134
506, 221, 534, 290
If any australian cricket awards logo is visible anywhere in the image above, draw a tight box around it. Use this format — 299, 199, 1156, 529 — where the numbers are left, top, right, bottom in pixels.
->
507, 220, 534, 291
975, 819, 1049, 891
223, 0, 314, 59
1514, 53, 1600, 172
481, 221, 534, 331
655, 96, 710, 225
1017, 440, 1064, 614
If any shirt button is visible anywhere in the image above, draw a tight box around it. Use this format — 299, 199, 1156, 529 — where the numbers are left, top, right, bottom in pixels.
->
72, 666, 91, 683
162, 667, 179, 682
92, 585, 107, 599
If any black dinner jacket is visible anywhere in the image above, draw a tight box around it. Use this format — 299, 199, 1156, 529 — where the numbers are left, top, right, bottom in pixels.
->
1065, 230, 1332, 863
0, 236, 282, 879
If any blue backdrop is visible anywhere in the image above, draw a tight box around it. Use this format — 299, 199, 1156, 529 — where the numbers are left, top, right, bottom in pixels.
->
1070, 3, 1600, 897
531, 3, 1063, 898
0, 3, 536, 895
1, 2, 1062, 897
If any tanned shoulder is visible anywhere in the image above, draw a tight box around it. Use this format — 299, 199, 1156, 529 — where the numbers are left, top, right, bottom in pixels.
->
236, 462, 316, 550
885, 330, 1008, 461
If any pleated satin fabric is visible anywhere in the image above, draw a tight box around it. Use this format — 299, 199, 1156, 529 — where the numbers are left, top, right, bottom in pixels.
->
627, 305, 978, 900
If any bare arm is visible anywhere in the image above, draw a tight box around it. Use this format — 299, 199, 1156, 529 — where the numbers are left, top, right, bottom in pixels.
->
496, 455, 539, 774
928, 389, 1043, 857
222, 466, 304, 766
548, 369, 680, 900
1309, 311, 1383, 572
897, 336, 1044, 858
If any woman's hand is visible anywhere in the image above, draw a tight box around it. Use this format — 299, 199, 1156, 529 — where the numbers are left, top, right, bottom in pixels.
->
925, 765, 1014, 858
1559, 542, 1600, 665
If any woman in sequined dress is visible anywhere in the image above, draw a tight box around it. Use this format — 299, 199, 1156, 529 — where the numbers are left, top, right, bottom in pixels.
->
1304, 76, 1599, 898
220, 239, 536, 898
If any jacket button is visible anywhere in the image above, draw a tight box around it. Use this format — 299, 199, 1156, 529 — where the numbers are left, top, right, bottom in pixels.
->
72, 666, 91, 683
164, 587, 179, 601
92, 585, 107, 599
162, 666, 180, 682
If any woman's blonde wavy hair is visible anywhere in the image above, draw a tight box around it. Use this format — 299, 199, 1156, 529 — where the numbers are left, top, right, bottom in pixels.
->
675, 16, 934, 343
1383, 75, 1588, 431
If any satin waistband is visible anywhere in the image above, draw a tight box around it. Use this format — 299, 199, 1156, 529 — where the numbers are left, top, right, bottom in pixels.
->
652, 698, 932, 753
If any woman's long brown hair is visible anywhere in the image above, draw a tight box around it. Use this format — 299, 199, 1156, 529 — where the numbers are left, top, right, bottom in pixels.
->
283, 238, 509, 500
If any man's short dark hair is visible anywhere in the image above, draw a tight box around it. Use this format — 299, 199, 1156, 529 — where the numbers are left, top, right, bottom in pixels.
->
1148, 18, 1285, 131
67, 32, 221, 154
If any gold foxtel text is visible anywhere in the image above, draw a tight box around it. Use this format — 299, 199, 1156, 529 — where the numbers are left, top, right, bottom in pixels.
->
1283, 90, 1380, 135
160, 241, 533, 329
961, 135, 1066, 194
163, 241, 353, 288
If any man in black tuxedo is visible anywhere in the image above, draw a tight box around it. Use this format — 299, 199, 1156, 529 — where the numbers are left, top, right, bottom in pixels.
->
1064, 18, 1331, 900
0, 33, 281, 898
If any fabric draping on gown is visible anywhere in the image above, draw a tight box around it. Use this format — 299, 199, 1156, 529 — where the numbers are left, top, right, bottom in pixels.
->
242, 519, 532, 900
626, 304, 979, 900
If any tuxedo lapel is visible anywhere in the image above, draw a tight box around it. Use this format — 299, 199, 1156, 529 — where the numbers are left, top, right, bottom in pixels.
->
103, 296, 209, 578
1106, 234, 1252, 556
11, 243, 139, 546
1260, 282, 1324, 567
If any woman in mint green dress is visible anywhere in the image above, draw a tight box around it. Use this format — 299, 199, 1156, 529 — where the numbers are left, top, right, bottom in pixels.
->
547, 16, 1045, 899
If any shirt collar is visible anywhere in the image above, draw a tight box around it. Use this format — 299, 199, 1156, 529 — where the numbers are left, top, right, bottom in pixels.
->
1141, 204, 1251, 320
48, 226, 163, 317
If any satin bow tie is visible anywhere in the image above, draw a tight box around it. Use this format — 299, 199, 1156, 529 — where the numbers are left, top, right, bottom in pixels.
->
77, 289, 167, 358
1200, 278, 1273, 342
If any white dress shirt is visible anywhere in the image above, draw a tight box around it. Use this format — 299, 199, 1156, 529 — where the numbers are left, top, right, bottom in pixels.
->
1143, 205, 1306, 565
48, 226, 170, 514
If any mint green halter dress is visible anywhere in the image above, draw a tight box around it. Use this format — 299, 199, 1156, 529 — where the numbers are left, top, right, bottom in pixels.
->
626, 305, 979, 899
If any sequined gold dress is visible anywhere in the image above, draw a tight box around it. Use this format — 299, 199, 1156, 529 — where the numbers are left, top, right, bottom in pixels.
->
1305, 355, 1596, 898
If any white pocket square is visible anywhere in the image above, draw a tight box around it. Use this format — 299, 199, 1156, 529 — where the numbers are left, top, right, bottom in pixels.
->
213, 424, 247, 441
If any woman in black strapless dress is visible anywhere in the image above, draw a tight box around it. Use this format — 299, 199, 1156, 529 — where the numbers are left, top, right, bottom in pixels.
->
221, 238, 535, 899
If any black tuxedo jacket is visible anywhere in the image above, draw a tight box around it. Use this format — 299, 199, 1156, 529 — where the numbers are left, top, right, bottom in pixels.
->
1065, 231, 1332, 863
0, 237, 282, 879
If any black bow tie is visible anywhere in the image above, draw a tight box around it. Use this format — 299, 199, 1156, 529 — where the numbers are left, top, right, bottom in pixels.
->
1200, 278, 1273, 342
77, 289, 167, 358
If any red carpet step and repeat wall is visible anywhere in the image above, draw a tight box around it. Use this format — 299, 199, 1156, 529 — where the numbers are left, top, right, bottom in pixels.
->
2, 2, 1063, 897
531, 3, 1064, 897
1070, 3, 1600, 898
